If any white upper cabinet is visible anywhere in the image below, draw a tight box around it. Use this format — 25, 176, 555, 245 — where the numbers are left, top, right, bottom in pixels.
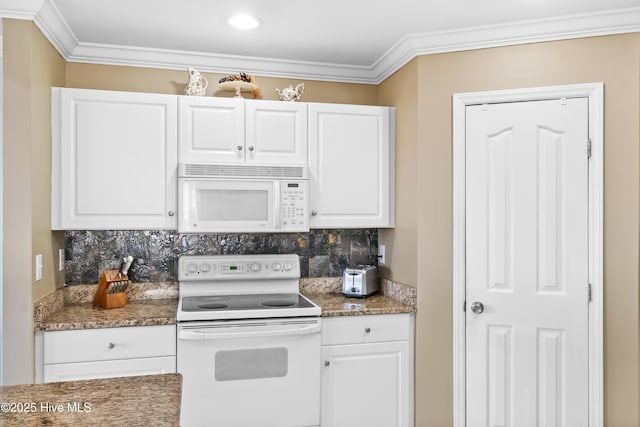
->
179, 97, 307, 165
51, 88, 178, 230
178, 96, 244, 163
308, 103, 395, 228
245, 100, 307, 165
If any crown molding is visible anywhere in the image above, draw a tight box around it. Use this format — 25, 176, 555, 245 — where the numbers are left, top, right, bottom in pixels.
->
31, 0, 77, 58
65, 42, 380, 84
372, 7, 640, 83
0, 0, 43, 20
2, 1, 639, 84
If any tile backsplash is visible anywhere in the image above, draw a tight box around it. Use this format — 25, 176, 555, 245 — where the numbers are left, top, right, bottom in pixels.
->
64, 229, 378, 285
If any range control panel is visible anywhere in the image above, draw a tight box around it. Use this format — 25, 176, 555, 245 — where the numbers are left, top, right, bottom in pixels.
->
178, 254, 300, 281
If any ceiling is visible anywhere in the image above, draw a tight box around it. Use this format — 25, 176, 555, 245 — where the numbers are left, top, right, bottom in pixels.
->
2, 0, 640, 83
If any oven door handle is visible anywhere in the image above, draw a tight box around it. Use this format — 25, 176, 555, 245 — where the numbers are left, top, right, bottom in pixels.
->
178, 322, 321, 341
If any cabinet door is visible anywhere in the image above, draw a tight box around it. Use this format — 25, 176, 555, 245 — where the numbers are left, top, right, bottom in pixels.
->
52, 88, 177, 229
245, 100, 307, 165
308, 103, 395, 228
321, 341, 410, 427
178, 96, 245, 163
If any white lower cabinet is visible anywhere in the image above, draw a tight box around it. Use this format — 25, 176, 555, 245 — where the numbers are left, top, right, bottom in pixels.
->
320, 314, 414, 427
40, 325, 176, 383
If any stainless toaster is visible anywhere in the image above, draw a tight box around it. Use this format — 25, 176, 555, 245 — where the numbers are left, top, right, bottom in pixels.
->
342, 265, 379, 298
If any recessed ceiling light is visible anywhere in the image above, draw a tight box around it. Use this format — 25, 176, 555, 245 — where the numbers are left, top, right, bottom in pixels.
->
228, 14, 261, 30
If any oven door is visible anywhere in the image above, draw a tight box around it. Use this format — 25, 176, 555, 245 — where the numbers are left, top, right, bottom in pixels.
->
179, 178, 278, 233
177, 318, 321, 427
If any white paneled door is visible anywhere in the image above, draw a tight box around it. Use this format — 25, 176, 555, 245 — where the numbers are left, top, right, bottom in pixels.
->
465, 98, 589, 427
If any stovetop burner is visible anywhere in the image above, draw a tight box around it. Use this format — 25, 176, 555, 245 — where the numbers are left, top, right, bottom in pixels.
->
181, 293, 315, 313
261, 299, 296, 307
198, 302, 230, 310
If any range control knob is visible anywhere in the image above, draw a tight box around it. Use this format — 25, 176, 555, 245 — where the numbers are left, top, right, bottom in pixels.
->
200, 263, 211, 273
283, 262, 293, 271
187, 263, 198, 273
272, 262, 282, 271
250, 263, 261, 272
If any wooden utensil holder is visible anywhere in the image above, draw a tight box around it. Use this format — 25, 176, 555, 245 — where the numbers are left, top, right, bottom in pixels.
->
93, 269, 128, 309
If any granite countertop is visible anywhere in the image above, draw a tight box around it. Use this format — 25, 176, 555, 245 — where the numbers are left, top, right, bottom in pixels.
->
0, 373, 181, 426
34, 283, 179, 332
300, 277, 416, 317
37, 299, 178, 332
35, 278, 416, 332
305, 292, 416, 317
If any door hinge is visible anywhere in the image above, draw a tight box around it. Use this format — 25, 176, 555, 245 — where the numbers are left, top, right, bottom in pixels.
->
587, 139, 592, 158
463, 300, 466, 312
588, 283, 592, 302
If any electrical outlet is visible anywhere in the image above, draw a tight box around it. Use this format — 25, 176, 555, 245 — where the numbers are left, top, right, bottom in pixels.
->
378, 244, 386, 265
59, 249, 65, 272
35, 254, 43, 281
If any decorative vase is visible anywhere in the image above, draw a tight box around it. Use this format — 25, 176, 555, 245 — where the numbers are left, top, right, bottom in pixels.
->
184, 67, 208, 96
276, 83, 304, 102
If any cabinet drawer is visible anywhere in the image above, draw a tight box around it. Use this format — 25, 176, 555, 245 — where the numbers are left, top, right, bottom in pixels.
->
322, 314, 410, 345
44, 325, 176, 364
44, 356, 176, 383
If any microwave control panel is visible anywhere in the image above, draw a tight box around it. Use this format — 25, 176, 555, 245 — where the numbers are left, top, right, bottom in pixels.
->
280, 181, 308, 231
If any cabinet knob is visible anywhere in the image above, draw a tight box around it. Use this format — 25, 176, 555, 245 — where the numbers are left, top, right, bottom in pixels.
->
168, 211, 175, 217
107, 342, 115, 349
311, 211, 318, 216
364, 327, 372, 333
324, 361, 330, 367
237, 145, 243, 151
248, 146, 255, 152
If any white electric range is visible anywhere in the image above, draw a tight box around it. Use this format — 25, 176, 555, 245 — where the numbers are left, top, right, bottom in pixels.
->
176, 254, 321, 427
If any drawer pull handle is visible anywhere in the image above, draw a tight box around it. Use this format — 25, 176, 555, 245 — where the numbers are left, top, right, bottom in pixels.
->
364, 327, 371, 333
107, 342, 115, 349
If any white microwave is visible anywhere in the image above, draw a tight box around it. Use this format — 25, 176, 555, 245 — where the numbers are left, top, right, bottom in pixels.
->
178, 163, 309, 233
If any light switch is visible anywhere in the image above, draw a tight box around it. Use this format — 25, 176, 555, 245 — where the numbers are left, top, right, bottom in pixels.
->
35, 254, 43, 281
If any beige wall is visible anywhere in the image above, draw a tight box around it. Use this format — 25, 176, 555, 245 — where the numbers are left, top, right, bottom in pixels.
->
2, 19, 65, 385
380, 33, 640, 426
31, 24, 66, 301
65, 63, 378, 104
378, 59, 418, 286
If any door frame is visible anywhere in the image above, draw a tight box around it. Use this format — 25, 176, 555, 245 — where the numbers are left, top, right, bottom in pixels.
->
452, 83, 603, 427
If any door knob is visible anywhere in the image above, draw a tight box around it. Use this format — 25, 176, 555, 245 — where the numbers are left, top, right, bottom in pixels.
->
470, 301, 484, 314
237, 145, 243, 151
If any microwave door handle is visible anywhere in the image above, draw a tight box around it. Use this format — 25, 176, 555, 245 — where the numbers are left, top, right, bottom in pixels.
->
178, 323, 321, 341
